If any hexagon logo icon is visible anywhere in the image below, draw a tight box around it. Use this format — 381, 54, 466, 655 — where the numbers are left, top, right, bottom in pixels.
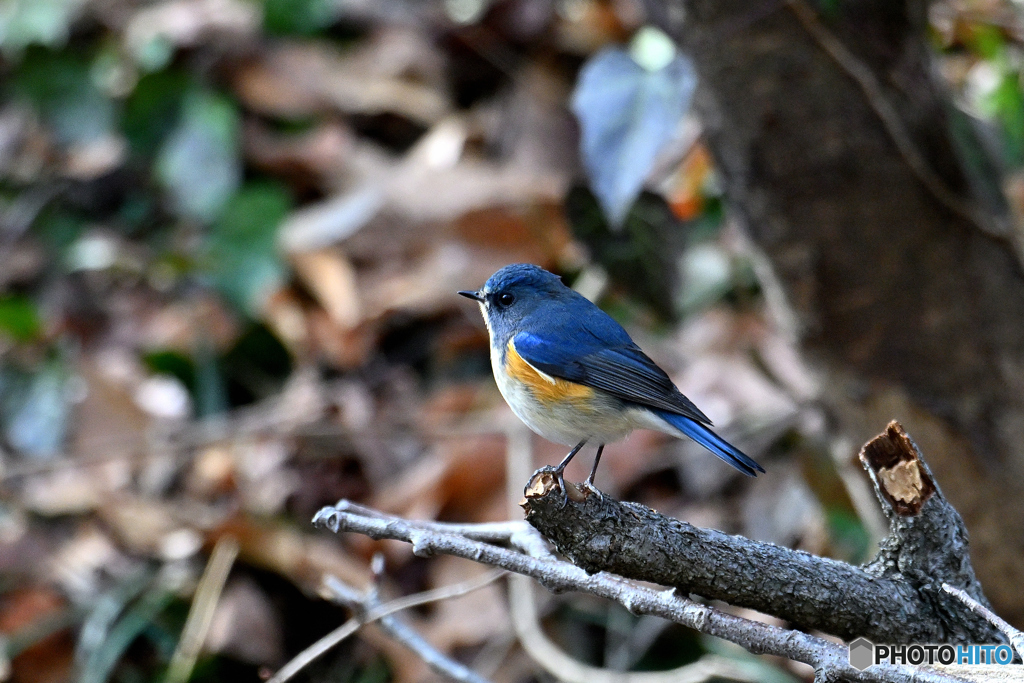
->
848, 638, 874, 671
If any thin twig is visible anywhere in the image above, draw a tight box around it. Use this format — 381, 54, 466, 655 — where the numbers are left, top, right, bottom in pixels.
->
374, 606, 491, 683
332, 499, 555, 558
942, 583, 1024, 658
312, 503, 964, 683
328, 571, 495, 683
355, 569, 507, 619
267, 617, 359, 683
266, 569, 505, 683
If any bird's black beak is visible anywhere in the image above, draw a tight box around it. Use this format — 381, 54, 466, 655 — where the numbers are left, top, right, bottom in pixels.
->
458, 290, 484, 302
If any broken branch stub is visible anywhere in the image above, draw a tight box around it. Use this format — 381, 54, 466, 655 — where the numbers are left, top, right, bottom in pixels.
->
859, 421, 936, 515
860, 421, 996, 643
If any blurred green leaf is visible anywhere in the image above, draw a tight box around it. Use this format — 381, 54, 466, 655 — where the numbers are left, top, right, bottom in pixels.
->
679, 242, 733, 313
0, 0, 86, 54
155, 90, 241, 222
0, 295, 41, 342
134, 33, 175, 72
124, 69, 191, 157
629, 26, 676, 72
966, 23, 1005, 62
143, 350, 196, 392
987, 72, 1024, 165
32, 206, 85, 255
701, 636, 799, 683
12, 46, 117, 144
946, 103, 1012, 219
352, 655, 392, 683
195, 345, 228, 417
207, 181, 291, 315
263, 0, 338, 36
566, 186, 687, 321
144, 346, 226, 417
144, 324, 292, 415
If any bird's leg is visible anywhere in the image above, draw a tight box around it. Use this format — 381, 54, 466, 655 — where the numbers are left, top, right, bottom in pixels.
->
543, 440, 586, 506
581, 444, 604, 499
554, 440, 587, 473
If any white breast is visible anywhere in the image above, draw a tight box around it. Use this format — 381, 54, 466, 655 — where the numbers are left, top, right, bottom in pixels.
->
488, 339, 639, 446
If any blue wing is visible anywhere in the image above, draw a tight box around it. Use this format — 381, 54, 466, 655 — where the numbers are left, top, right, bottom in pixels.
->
513, 300, 712, 425
654, 410, 764, 476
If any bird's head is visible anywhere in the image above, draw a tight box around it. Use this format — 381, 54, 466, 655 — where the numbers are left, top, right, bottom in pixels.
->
458, 264, 567, 340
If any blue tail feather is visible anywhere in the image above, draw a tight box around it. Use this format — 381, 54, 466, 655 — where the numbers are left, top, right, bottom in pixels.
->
654, 410, 765, 476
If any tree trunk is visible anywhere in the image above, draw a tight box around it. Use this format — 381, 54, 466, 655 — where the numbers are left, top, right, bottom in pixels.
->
658, 0, 1024, 623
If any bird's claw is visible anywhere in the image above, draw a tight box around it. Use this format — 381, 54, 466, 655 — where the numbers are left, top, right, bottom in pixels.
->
580, 479, 603, 501
529, 465, 571, 507
555, 469, 569, 508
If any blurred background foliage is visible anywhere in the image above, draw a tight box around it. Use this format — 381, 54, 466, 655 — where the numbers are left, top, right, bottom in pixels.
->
0, 0, 1021, 681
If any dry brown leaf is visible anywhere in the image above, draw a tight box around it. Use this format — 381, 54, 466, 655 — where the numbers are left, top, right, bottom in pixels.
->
0, 587, 74, 683
553, 0, 631, 54
305, 308, 377, 369
356, 241, 549, 322
22, 461, 132, 516
48, 525, 128, 599
385, 156, 567, 223
71, 355, 151, 462
232, 38, 449, 124
98, 495, 205, 559
742, 462, 827, 553
62, 135, 127, 180
244, 119, 354, 190
584, 429, 669, 494
214, 515, 370, 592
264, 289, 311, 358
139, 294, 239, 353
417, 383, 496, 430
290, 249, 361, 329
188, 446, 236, 497
370, 434, 506, 523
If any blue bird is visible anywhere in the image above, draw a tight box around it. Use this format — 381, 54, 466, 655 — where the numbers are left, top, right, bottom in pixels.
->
459, 264, 764, 499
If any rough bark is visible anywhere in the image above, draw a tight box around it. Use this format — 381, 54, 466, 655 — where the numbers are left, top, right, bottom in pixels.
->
651, 0, 1024, 622
523, 422, 1000, 645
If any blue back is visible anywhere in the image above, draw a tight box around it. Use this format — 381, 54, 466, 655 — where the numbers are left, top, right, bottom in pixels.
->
481, 264, 710, 424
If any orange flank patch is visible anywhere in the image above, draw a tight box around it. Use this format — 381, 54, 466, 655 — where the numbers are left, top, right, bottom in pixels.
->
506, 339, 595, 405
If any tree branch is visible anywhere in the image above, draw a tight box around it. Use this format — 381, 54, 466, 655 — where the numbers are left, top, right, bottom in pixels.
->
312, 500, 961, 682
311, 422, 1011, 681
522, 422, 999, 645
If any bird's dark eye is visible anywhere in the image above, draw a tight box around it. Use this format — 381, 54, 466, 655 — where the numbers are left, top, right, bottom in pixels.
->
498, 292, 515, 307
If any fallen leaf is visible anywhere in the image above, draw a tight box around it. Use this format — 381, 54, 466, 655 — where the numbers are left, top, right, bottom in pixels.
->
0, 587, 74, 683
290, 249, 361, 329
232, 36, 449, 124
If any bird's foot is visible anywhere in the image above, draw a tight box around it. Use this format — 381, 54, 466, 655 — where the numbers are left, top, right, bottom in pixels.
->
529, 465, 572, 507
579, 477, 603, 501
